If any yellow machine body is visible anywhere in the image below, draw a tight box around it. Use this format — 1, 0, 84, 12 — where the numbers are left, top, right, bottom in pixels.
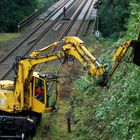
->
0, 80, 15, 112
0, 73, 55, 113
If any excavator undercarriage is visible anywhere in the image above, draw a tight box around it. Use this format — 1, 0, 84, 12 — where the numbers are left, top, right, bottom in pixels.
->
0, 111, 42, 139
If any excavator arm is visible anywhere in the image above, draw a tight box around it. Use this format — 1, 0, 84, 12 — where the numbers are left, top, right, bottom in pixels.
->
30, 36, 105, 77
1, 35, 139, 139
100, 39, 140, 86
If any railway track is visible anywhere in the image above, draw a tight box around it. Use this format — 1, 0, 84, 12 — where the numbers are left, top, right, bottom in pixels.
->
18, 5, 47, 31
0, 0, 76, 80
77, 0, 97, 35
0, 0, 71, 64
68, 0, 97, 36
37, 0, 89, 71
18, 0, 69, 31
0, 0, 95, 80
81, 0, 97, 36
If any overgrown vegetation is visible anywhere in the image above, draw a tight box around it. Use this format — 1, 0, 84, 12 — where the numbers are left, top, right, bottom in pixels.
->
38, 0, 55, 7
73, 0, 140, 139
0, 33, 20, 42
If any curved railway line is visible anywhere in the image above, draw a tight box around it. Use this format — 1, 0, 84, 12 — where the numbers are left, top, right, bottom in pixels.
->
0, 0, 97, 80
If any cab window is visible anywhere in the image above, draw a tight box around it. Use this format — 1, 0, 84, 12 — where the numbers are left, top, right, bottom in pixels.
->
34, 77, 45, 103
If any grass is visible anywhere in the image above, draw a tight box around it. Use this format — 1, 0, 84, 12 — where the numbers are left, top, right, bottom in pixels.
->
33, 100, 72, 140
0, 33, 20, 42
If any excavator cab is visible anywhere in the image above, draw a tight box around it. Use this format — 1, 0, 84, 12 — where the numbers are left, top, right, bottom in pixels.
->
32, 72, 59, 113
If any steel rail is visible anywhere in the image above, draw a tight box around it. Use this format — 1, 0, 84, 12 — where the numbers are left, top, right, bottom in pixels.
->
82, 0, 97, 36
75, 0, 94, 36
18, 0, 69, 31
18, 6, 47, 31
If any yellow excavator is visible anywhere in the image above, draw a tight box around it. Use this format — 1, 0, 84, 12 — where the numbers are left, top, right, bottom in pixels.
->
0, 36, 139, 139
0, 37, 105, 139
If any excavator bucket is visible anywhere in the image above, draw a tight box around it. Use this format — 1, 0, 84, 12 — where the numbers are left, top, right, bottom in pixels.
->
133, 41, 140, 66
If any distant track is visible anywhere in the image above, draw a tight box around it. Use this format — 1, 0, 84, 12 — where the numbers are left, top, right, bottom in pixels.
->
76, 0, 95, 36
18, 4, 49, 31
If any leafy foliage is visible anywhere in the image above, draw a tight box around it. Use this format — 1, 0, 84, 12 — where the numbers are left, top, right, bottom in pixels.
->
0, 0, 38, 32
98, 0, 131, 39
124, 0, 140, 40
75, 76, 97, 94
73, 1, 140, 140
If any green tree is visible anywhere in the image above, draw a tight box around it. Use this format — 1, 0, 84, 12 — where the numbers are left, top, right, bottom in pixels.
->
98, 0, 131, 39
0, 0, 38, 32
